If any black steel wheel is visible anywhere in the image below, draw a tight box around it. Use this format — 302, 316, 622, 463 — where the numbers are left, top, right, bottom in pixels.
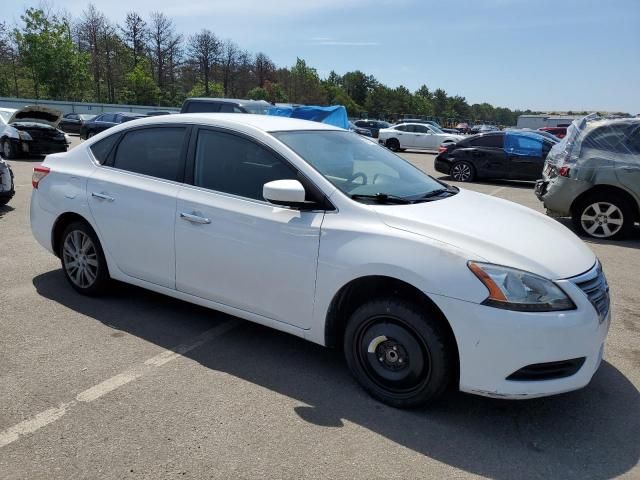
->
386, 138, 401, 152
344, 299, 454, 408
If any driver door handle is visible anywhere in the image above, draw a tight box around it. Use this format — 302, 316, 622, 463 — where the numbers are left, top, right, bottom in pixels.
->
180, 212, 211, 224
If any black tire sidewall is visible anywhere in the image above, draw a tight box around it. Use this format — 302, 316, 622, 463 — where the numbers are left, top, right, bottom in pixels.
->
572, 193, 636, 240
344, 299, 454, 408
387, 139, 400, 151
60, 221, 110, 295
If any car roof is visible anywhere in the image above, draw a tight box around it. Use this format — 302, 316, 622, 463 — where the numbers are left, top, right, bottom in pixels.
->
106, 113, 342, 133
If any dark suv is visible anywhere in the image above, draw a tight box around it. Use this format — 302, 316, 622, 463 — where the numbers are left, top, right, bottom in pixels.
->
180, 98, 272, 115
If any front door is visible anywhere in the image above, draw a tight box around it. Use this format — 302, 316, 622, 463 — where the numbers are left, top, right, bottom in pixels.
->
87, 126, 189, 288
175, 128, 324, 329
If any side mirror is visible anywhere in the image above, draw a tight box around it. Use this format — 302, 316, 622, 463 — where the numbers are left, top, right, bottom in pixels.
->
263, 179, 306, 207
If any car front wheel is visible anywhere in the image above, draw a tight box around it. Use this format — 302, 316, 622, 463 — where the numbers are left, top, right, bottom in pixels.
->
344, 299, 454, 408
573, 193, 636, 240
2, 140, 18, 160
60, 221, 110, 295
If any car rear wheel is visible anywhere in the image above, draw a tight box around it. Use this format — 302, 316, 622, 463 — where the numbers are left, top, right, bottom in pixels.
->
450, 161, 475, 182
2, 140, 18, 160
87, 131, 96, 139
386, 138, 400, 152
573, 193, 636, 240
60, 221, 110, 295
344, 299, 454, 408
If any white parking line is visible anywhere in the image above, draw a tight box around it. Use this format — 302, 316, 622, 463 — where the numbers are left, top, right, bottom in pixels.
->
0, 319, 238, 449
488, 186, 507, 196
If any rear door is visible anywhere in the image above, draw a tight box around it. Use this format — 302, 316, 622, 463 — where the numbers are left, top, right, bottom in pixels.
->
175, 127, 324, 328
616, 125, 640, 199
463, 134, 508, 178
96, 114, 116, 133
86, 125, 190, 288
412, 124, 437, 149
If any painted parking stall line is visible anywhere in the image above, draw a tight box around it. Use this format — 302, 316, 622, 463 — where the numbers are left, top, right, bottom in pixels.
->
0, 319, 238, 449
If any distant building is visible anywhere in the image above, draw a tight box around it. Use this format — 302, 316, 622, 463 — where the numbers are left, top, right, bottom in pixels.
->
517, 114, 583, 129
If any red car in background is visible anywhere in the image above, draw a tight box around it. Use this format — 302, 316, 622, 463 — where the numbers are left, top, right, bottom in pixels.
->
539, 126, 567, 138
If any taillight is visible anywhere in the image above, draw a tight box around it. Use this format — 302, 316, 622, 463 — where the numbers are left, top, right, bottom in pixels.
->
32, 166, 50, 189
438, 145, 449, 153
558, 166, 570, 177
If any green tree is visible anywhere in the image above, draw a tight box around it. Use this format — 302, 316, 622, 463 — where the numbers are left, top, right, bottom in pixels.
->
15, 8, 88, 100
288, 58, 325, 104
247, 86, 268, 100
123, 62, 159, 104
187, 81, 224, 98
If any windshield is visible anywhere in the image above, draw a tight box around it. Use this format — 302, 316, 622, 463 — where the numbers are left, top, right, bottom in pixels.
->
273, 130, 447, 201
243, 103, 272, 115
0, 111, 13, 124
79, 114, 96, 120
429, 125, 444, 134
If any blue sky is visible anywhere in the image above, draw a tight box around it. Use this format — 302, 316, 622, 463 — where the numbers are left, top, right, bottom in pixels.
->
5, 0, 640, 113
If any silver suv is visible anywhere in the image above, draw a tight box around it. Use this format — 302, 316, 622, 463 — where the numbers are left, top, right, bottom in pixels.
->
535, 115, 640, 240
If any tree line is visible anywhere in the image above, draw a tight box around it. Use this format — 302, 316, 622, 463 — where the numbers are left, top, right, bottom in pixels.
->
0, 5, 542, 126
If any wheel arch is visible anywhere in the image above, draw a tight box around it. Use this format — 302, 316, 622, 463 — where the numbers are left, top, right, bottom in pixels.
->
51, 212, 97, 258
324, 275, 460, 377
570, 184, 640, 221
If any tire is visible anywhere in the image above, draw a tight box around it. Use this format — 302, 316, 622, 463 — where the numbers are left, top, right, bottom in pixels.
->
344, 298, 455, 409
2, 140, 18, 160
572, 193, 636, 240
87, 131, 96, 139
0, 193, 13, 206
386, 138, 400, 152
60, 221, 110, 295
450, 161, 475, 182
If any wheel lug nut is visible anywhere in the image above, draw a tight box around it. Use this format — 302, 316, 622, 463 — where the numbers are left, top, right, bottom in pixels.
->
378, 357, 383, 362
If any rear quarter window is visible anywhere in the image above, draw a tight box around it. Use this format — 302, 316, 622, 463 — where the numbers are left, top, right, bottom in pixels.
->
184, 101, 221, 113
90, 134, 121, 164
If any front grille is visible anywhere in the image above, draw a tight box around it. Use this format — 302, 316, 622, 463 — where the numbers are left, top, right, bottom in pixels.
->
571, 262, 610, 323
507, 358, 586, 381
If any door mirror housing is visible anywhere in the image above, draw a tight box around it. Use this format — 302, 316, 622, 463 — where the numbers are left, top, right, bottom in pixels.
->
263, 179, 306, 207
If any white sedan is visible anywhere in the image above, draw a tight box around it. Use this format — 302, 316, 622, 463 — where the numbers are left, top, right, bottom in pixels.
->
31, 114, 609, 408
379, 122, 463, 152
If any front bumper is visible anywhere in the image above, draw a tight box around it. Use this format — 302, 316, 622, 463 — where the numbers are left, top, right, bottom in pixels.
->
430, 273, 610, 399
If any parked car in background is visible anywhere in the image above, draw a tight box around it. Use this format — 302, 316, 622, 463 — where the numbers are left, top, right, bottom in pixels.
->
0, 156, 14, 205
470, 124, 499, 134
58, 113, 97, 134
79, 112, 147, 139
353, 119, 390, 138
30, 113, 610, 408
180, 98, 272, 114
539, 126, 567, 139
146, 110, 173, 116
536, 116, 640, 240
349, 121, 372, 137
521, 128, 560, 142
379, 123, 463, 152
435, 130, 556, 182
0, 106, 68, 159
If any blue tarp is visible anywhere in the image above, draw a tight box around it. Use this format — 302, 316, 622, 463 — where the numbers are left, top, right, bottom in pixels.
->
267, 105, 349, 130
504, 131, 544, 157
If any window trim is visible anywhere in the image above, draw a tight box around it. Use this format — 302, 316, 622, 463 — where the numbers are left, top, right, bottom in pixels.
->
184, 125, 335, 211
101, 124, 192, 183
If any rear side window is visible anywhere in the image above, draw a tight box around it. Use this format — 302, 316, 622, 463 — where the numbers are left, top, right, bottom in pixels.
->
194, 130, 297, 200
185, 101, 221, 113
90, 134, 121, 164
584, 125, 629, 153
470, 135, 504, 148
101, 114, 115, 122
112, 127, 187, 181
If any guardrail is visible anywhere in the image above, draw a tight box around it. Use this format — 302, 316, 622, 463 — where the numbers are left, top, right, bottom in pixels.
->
0, 97, 179, 115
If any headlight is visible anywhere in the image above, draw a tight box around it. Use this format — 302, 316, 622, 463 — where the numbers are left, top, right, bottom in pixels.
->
18, 130, 32, 141
468, 261, 575, 312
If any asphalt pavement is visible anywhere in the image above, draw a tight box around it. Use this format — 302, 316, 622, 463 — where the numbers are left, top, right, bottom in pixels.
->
0, 137, 638, 479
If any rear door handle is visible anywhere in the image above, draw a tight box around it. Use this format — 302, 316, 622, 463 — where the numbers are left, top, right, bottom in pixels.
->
180, 212, 211, 224
91, 192, 115, 202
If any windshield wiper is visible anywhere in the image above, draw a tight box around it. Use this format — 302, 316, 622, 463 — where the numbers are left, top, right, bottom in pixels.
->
350, 193, 413, 204
419, 187, 458, 199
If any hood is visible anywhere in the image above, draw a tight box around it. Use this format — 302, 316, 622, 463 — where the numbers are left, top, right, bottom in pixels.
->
373, 189, 595, 280
9, 106, 62, 128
